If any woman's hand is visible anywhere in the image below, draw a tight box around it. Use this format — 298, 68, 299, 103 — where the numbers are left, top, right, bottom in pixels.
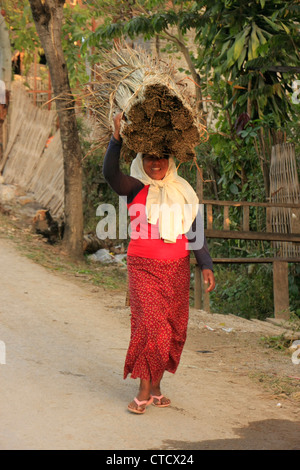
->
113, 112, 124, 141
202, 269, 216, 292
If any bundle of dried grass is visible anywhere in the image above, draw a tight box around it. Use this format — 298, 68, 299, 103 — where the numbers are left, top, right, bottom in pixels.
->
87, 43, 207, 162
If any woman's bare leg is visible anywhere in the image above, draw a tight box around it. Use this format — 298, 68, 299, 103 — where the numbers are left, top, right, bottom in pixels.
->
150, 373, 171, 406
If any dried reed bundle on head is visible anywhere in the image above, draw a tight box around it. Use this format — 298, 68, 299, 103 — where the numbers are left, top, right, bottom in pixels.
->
88, 42, 207, 162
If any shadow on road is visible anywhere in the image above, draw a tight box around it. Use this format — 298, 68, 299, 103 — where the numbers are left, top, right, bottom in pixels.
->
160, 419, 300, 450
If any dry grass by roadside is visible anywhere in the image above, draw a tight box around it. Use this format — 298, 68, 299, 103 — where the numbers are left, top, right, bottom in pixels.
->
249, 371, 300, 404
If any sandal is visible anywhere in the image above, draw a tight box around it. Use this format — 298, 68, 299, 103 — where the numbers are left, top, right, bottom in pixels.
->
127, 396, 153, 414
151, 394, 171, 408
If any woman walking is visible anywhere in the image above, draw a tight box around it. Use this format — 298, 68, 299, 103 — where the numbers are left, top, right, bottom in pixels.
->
103, 113, 215, 414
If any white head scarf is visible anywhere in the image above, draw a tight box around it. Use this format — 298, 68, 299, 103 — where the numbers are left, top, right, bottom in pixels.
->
130, 153, 199, 243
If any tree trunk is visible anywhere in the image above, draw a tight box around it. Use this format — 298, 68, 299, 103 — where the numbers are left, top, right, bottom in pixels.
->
176, 28, 204, 115
28, 0, 83, 260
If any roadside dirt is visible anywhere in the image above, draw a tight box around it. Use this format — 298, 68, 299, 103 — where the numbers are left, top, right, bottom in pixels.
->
0, 232, 299, 450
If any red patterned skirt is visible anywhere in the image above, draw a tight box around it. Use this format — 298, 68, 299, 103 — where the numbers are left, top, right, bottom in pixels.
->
124, 255, 190, 383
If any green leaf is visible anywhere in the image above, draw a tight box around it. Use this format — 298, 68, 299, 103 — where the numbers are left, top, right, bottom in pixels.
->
232, 32, 247, 62
125, 16, 152, 37
225, 43, 236, 69
224, 26, 251, 69
255, 26, 267, 46
248, 24, 260, 60
262, 15, 282, 32
237, 47, 247, 69
223, 94, 236, 110
220, 39, 231, 57
280, 21, 290, 35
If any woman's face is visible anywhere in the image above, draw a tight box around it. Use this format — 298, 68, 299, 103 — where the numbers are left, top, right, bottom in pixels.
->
142, 155, 169, 180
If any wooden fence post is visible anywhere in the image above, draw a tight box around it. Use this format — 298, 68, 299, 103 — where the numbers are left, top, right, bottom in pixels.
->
273, 260, 290, 319
194, 264, 211, 312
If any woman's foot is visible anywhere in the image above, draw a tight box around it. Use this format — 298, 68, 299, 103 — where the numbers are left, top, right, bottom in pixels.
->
128, 379, 152, 414
151, 394, 171, 407
150, 384, 171, 407
127, 396, 153, 414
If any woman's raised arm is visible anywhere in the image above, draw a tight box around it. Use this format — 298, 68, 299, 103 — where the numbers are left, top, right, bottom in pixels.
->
102, 113, 144, 198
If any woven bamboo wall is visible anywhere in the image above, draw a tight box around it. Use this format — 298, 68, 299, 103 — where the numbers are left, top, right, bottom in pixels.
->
270, 143, 300, 257
27, 130, 64, 218
0, 82, 64, 218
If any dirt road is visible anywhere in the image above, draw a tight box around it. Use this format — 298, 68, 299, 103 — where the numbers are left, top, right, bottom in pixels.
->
0, 237, 299, 450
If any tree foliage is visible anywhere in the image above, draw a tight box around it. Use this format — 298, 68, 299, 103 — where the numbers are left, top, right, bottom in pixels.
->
1, 0, 41, 74
196, 0, 300, 125
1, 0, 107, 87
85, 0, 299, 200
86, 0, 299, 124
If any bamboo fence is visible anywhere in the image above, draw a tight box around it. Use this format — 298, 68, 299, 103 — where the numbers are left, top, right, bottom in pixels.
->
0, 82, 64, 218
27, 130, 64, 218
269, 143, 300, 257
